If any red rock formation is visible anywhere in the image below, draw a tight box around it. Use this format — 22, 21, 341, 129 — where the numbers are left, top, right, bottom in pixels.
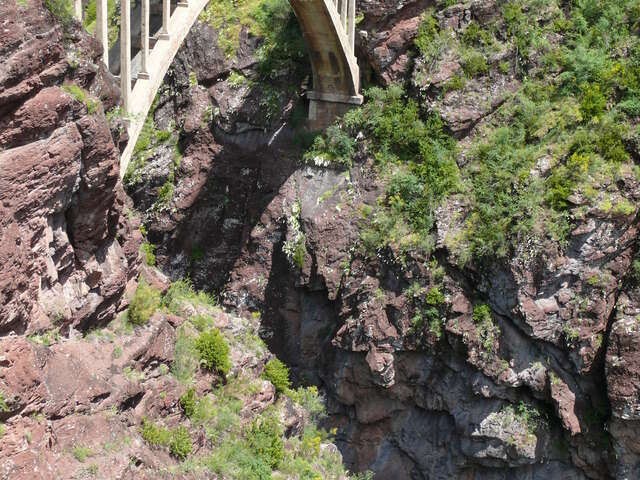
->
0, 0, 139, 335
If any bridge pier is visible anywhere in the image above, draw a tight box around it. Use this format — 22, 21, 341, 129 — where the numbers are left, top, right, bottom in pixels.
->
307, 91, 362, 130
290, 0, 363, 129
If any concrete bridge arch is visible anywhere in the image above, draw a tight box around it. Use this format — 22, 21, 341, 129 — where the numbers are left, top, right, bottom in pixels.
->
74, 0, 362, 176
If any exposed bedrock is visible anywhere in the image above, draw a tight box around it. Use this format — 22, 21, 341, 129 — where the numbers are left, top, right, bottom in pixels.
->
126, 1, 640, 479
0, 1, 139, 335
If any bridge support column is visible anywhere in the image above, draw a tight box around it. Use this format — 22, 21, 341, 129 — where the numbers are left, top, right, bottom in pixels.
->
120, 0, 131, 112
307, 92, 363, 131
95, 0, 109, 66
348, 0, 355, 52
74, 0, 82, 21
139, 0, 150, 79
159, 0, 171, 40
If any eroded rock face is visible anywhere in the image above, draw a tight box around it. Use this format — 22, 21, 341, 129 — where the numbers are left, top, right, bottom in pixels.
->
118, 1, 639, 480
0, 300, 277, 480
0, 0, 139, 335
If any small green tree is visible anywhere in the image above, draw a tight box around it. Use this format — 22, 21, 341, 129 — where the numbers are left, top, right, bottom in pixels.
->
128, 281, 161, 325
169, 426, 193, 460
180, 388, 197, 419
246, 416, 284, 469
262, 358, 291, 394
195, 329, 231, 375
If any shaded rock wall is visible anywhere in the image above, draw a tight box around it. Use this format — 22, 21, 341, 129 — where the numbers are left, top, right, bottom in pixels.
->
127, 1, 640, 479
0, 0, 139, 335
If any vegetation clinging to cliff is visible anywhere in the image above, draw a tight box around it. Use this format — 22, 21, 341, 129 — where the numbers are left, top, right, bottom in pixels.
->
309, 0, 639, 267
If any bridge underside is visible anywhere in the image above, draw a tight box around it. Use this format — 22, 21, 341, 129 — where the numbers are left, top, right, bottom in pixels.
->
289, 0, 362, 130
80, 0, 363, 175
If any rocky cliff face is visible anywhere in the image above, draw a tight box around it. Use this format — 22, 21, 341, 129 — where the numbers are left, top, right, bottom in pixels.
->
127, 1, 640, 479
0, 0, 139, 335
5, 0, 640, 479
1, 4, 352, 480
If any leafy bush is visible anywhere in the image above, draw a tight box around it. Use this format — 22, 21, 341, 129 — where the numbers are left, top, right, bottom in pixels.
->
128, 281, 161, 325
304, 126, 356, 167
45, 0, 74, 28
205, 438, 273, 480
325, 86, 458, 259
288, 386, 326, 422
425, 287, 445, 306
141, 419, 192, 459
414, 11, 439, 55
262, 358, 291, 394
72, 446, 94, 462
140, 242, 156, 266
0, 392, 8, 412
180, 388, 198, 419
473, 304, 500, 355
155, 181, 175, 207
473, 304, 492, 324
580, 83, 607, 119
195, 329, 231, 375
141, 419, 171, 446
169, 426, 193, 459
246, 416, 284, 469
61, 84, 99, 114
461, 50, 489, 77
172, 327, 199, 384
163, 278, 216, 315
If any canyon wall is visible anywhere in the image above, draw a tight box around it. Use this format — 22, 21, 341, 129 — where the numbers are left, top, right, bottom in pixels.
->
0, 0, 140, 336
129, 1, 640, 479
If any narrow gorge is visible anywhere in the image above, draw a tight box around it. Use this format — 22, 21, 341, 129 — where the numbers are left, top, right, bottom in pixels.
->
1, 0, 640, 479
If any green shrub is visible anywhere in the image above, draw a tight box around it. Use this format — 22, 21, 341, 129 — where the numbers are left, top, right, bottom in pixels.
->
459, 123, 543, 261
473, 304, 500, 355
544, 152, 590, 210
414, 11, 439, 55
72, 446, 94, 462
473, 304, 492, 324
461, 21, 493, 47
619, 97, 640, 117
441, 74, 467, 95
45, 0, 74, 28
61, 84, 99, 114
141, 419, 171, 446
246, 416, 284, 469
172, 327, 199, 384
155, 181, 175, 207
288, 386, 326, 421
262, 358, 291, 394
128, 280, 161, 325
163, 278, 216, 315
425, 287, 445, 306
303, 125, 356, 167
580, 83, 607, 119
195, 329, 231, 375
140, 242, 156, 266
461, 50, 489, 78
180, 388, 198, 419
205, 438, 272, 480
169, 426, 193, 460
332, 86, 458, 259
141, 419, 192, 460
0, 392, 8, 412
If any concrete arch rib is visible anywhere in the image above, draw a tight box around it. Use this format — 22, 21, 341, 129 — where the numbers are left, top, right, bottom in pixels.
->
289, 0, 363, 128
120, 0, 210, 178
118, 0, 363, 177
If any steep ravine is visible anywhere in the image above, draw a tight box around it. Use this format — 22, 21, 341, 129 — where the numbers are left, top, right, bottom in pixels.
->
3, 0, 640, 479
127, 1, 640, 479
